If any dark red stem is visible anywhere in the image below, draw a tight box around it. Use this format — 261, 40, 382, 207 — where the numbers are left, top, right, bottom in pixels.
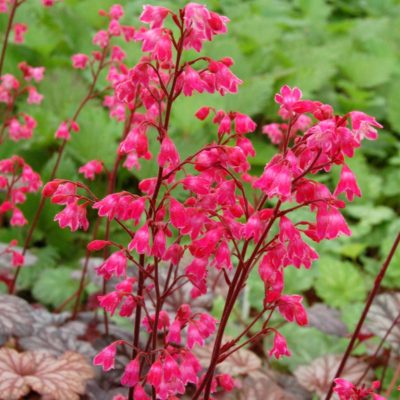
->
325, 232, 400, 400
0, 0, 18, 77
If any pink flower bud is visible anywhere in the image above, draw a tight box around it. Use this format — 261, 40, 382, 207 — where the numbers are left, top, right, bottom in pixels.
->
121, 358, 140, 387
87, 240, 111, 252
71, 53, 89, 69
269, 331, 291, 359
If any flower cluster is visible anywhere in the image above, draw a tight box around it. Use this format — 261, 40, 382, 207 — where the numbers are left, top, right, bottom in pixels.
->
43, 3, 383, 400
0, 156, 42, 227
0, 63, 45, 142
334, 379, 385, 400
0, 0, 57, 36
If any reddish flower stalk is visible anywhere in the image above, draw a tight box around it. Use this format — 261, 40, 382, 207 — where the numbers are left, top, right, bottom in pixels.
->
356, 310, 400, 386
9, 45, 110, 294
0, 0, 20, 76
325, 232, 400, 400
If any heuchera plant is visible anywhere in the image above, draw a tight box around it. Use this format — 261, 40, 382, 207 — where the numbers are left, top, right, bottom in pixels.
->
34, 3, 383, 400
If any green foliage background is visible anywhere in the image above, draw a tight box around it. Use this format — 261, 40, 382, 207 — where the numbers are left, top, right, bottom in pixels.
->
1, 0, 400, 374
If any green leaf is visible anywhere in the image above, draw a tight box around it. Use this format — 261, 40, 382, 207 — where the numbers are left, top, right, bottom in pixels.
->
339, 50, 396, 88
284, 266, 317, 294
32, 267, 79, 308
315, 257, 367, 308
276, 325, 348, 371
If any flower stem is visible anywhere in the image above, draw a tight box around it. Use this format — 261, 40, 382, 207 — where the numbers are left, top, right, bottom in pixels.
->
325, 232, 400, 400
0, 0, 18, 77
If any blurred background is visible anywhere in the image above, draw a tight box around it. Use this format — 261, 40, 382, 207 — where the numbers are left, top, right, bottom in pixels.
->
0, 0, 399, 379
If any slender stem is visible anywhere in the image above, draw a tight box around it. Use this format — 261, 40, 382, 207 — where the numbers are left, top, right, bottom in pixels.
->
356, 311, 400, 386
9, 47, 109, 294
71, 217, 101, 318
128, 254, 145, 400
0, 0, 18, 77
325, 233, 400, 400
384, 363, 400, 398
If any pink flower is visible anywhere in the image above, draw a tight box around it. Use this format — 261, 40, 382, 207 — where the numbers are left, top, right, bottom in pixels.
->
87, 240, 111, 252
55, 122, 70, 140
93, 193, 146, 223
350, 111, 382, 141
333, 379, 385, 400
93, 30, 109, 48
121, 358, 140, 387
195, 106, 211, 120
259, 251, 284, 302
315, 205, 351, 240
180, 65, 205, 96
275, 85, 316, 117
10, 208, 27, 226
122, 26, 135, 42
158, 136, 180, 168
185, 258, 208, 298
189, 228, 223, 258
139, 177, 157, 195
187, 313, 216, 348
1, 73, 20, 91
119, 126, 150, 158
279, 216, 318, 269
254, 154, 293, 200
169, 198, 187, 228
166, 320, 182, 344
42, 0, 56, 6
71, 53, 89, 69
93, 343, 117, 371
334, 164, 361, 201
18, 62, 45, 82
275, 85, 301, 108
119, 296, 137, 317
96, 251, 127, 280
205, 60, 242, 95
140, 5, 170, 28
98, 291, 122, 315
269, 331, 291, 359
128, 223, 151, 255
50, 182, 76, 205
163, 243, 184, 265
135, 28, 172, 63
216, 374, 236, 392
278, 295, 308, 326
147, 360, 163, 387
181, 176, 211, 195
234, 112, 256, 134
109, 4, 124, 20
27, 87, 43, 104
241, 213, 263, 241
79, 160, 103, 180
133, 384, 150, 400
8, 115, 37, 141
183, 3, 229, 51
12, 250, 24, 267
13, 23, 27, 44
262, 123, 283, 144
54, 201, 89, 232
181, 351, 202, 385
111, 46, 126, 62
